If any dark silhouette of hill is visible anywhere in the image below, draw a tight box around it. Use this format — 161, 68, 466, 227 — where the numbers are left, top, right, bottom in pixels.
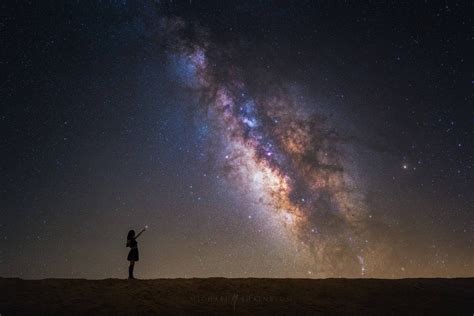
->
1, 277, 473, 315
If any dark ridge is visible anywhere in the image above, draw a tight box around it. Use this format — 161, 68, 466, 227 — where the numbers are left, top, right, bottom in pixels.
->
1, 277, 473, 315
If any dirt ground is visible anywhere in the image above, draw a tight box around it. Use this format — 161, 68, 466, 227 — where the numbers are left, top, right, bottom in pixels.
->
1, 277, 473, 315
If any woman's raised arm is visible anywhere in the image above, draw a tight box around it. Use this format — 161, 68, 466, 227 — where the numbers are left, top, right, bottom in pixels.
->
135, 227, 146, 239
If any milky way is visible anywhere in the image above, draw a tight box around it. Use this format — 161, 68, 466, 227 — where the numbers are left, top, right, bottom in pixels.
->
163, 18, 375, 277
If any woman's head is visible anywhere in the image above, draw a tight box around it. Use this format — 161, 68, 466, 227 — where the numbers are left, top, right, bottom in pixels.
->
127, 230, 135, 240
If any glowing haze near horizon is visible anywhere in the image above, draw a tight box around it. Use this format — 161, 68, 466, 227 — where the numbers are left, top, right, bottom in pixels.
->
2, 1, 473, 279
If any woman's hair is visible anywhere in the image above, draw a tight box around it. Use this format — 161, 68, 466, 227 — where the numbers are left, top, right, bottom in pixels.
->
126, 230, 135, 247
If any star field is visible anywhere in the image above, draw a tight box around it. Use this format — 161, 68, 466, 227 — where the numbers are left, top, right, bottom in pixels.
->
1, 1, 473, 279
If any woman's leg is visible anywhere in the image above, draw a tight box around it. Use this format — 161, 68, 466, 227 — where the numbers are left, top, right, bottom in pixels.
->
128, 261, 135, 279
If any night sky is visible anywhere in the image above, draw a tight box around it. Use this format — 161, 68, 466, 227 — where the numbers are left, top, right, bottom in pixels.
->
2, 1, 473, 279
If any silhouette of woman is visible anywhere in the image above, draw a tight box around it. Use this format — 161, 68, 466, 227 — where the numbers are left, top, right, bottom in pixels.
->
126, 227, 146, 279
